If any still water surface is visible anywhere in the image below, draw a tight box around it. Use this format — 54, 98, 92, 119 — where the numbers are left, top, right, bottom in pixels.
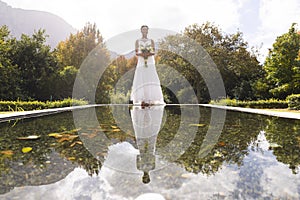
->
0, 105, 299, 199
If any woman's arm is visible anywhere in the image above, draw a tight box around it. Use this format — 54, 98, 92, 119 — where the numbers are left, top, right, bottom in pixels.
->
150, 39, 155, 56
135, 40, 143, 56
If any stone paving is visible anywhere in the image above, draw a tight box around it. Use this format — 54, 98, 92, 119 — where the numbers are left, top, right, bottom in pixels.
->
200, 104, 300, 120
0, 104, 299, 122
0, 105, 97, 122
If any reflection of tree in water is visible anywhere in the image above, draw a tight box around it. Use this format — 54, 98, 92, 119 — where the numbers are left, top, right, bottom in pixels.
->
96, 105, 300, 177
155, 106, 180, 152
0, 111, 102, 194
264, 117, 300, 174
174, 109, 268, 175
52, 134, 102, 176
95, 106, 136, 144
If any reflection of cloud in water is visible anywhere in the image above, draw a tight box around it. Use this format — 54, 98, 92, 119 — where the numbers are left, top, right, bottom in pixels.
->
261, 163, 300, 198
2, 158, 300, 199
104, 142, 140, 174
231, 132, 300, 199
0, 168, 125, 200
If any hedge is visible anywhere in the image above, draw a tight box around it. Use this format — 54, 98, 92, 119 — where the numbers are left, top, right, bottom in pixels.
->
286, 94, 300, 110
0, 98, 88, 112
211, 98, 288, 109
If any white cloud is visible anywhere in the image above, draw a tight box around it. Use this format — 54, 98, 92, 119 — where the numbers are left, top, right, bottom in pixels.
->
259, 0, 300, 33
255, 0, 300, 60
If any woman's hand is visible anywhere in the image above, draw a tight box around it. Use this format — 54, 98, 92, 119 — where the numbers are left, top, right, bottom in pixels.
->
136, 52, 154, 57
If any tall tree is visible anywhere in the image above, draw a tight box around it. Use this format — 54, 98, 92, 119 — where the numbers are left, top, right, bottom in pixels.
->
0, 25, 20, 100
54, 23, 109, 101
55, 22, 103, 69
158, 22, 261, 102
55, 65, 78, 99
258, 23, 300, 99
10, 29, 58, 100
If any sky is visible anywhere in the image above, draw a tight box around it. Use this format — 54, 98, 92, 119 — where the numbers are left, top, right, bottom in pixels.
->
2, 0, 300, 62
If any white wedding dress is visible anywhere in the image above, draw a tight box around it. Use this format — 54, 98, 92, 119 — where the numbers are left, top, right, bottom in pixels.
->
130, 39, 165, 105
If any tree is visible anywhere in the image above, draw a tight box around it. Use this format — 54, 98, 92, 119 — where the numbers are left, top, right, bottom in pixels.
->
158, 22, 261, 102
55, 65, 78, 98
55, 22, 103, 69
0, 25, 20, 100
10, 29, 58, 100
258, 23, 300, 99
54, 23, 111, 101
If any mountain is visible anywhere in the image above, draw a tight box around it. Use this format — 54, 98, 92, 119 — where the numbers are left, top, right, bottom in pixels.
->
0, 0, 76, 48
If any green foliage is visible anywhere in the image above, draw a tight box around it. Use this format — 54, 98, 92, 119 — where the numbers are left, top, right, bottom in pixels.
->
286, 94, 300, 110
55, 65, 78, 98
109, 91, 131, 104
0, 98, 87, 111
211, 98, 288, 109
95, 56, 137, 104
9, 29, 58, 100
54, 22, 103, 69
0, 24, 110, 102
158, 22, 261, 103
0, 25, 20, 100
258, 23, 300, 99
3, 22, 299, 104
54, 23, 112, 103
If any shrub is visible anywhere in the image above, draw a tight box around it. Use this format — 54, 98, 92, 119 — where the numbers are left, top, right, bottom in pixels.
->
0, 98, 88, 112
109, 91, 130, 104
211, 98, 288, 109
286, 94, 300, 110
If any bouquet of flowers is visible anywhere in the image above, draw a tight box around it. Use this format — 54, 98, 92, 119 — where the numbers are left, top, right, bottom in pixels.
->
140, 44, 153, 67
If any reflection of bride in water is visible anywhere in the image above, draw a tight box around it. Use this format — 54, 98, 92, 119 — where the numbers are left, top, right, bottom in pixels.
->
105, 105, 165, 184
131, 105, 165, 183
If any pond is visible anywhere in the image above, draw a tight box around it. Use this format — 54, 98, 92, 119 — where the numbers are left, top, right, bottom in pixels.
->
0, 105, 299, 200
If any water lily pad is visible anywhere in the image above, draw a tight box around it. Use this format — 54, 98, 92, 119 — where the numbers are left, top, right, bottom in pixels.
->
22, 147, 32, 153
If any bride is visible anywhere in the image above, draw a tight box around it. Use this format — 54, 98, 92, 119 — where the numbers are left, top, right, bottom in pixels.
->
130, 25, 165, 106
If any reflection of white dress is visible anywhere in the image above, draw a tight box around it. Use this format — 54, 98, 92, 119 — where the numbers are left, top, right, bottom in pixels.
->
131, 105, 165, 173
130, 39, 165, 105
104, 105, 165, 174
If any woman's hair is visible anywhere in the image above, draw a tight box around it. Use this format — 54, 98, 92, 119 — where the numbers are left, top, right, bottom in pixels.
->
142, 171, 150, 184
140, 25, 149, 30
